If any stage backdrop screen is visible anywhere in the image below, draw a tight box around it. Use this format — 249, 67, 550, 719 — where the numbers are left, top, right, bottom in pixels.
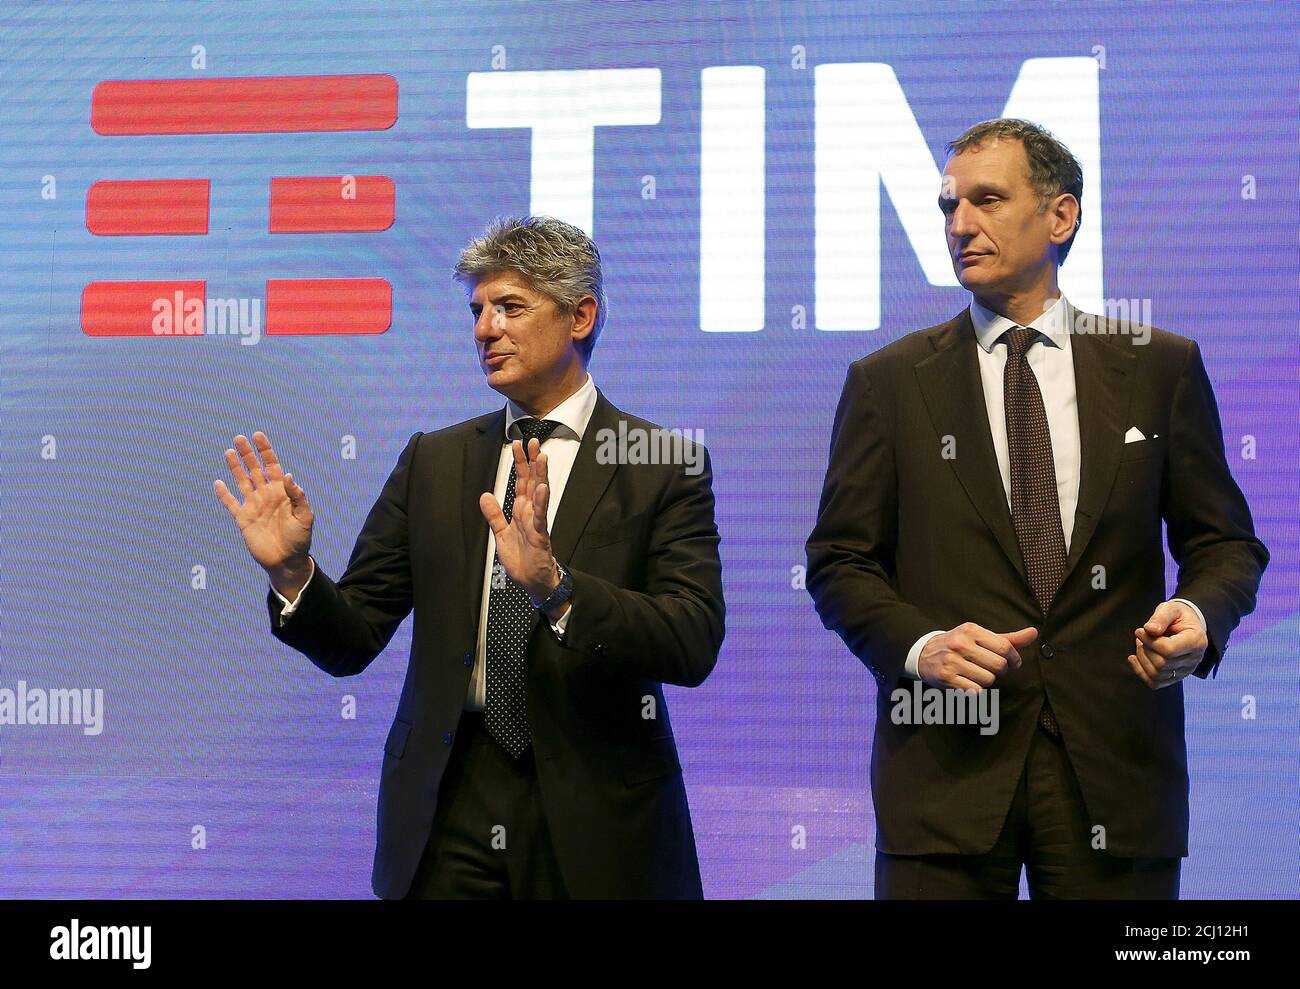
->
0, 0, 1295, 897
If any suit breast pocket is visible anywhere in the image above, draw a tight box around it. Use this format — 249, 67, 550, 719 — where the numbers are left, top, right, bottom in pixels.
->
1118, 437, 1164, 463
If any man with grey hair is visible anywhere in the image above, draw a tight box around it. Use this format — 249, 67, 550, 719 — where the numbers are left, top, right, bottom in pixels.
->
808, 119, 1266, 898
216, 215, 724, 899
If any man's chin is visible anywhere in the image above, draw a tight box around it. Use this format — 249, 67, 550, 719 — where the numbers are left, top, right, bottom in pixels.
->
484, 366, 521, 397
957, 269, 999, 293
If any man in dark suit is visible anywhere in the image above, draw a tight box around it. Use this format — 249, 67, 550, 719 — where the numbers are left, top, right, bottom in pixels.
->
806, 118, 1267, 899
215, 215, 724, 899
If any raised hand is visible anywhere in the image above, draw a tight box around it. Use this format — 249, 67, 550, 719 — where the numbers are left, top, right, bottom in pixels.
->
479, 438, 560, 605
214, 432, 314, 592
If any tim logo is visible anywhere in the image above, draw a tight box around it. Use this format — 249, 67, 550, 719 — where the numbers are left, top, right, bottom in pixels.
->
80, 57, 1102, 338
81, 74, 398, 338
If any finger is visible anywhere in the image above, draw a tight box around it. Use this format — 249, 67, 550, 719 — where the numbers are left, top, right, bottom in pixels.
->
479, 492, 508, 537
512, 439, 530, 500
960, 642, 1014, 677
947, 675, 987, 693
1134, 638, 1162, 679
1137, 627, 1200, 660
532, 449, 550, 495
1127, 653, 1156, 689
950, 658, 997, 689
252, 431, 285, 482
1134, 627, 1170, 658
1153, 664, 1183, 689
1142, 601, 1181, 637
213, 478, 241, 516
1003, 626, 1039, 648
973, 629, 1023, 669
1131, 650, 1178, 689
532, 481, 550, 535
1162, 661, 1195, 685
225, 447, 254, 497
523, 438, 542, 498
233, 434, 269, 489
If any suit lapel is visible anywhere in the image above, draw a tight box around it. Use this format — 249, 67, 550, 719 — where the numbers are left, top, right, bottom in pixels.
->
1062, 320, 1137, 583
462, 409, 507, 631
460, 394, 620, 636
549, 390, 620, 564
915, 310, 1030, 589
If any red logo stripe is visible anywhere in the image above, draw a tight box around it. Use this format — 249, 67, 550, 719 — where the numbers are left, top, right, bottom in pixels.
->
86, 179, 210, 235
91, 74, 398, 135
82, 281, 207, 336
269, 176, 395, 232
266, 278, 392, 334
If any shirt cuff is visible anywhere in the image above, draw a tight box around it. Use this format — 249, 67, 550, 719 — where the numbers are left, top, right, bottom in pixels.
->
1170, 597, 1207, 633
271, 557, 316, 625
904, 630, 945, 679
549, 604, 571, 639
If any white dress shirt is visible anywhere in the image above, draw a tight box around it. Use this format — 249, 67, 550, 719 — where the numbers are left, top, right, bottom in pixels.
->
902, 296, 1203, 678
272, 373, 599, 710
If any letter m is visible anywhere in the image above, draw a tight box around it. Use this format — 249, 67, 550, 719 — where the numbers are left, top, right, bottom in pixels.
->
815, 57, 1102, 330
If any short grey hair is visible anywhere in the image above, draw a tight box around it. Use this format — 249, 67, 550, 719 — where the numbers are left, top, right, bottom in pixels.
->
946, 118, 1084, 265
453, 215, 606, 360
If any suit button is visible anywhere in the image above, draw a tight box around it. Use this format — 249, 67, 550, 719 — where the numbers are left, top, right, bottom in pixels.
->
442, 732, 453, 746
462, 652, 472, 667
1041, 643, 1054, 660
593, 642, 605, 655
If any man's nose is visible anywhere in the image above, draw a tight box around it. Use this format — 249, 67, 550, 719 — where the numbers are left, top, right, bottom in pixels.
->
474, 307, 501, 341
948, 200, 979, 243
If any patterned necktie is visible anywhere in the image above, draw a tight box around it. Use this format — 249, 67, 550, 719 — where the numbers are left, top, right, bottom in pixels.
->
485, 417, 561, 758
1002, 326, 1067, 737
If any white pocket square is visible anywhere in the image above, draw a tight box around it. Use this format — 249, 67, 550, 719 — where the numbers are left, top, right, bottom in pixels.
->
1124, 426, 1146, 444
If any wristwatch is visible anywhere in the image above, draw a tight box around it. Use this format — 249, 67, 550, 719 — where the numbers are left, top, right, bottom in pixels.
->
532, 562, 574, 612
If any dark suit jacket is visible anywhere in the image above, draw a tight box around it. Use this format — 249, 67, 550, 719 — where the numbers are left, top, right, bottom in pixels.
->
267, 391, 724, 898
806, 307, 1267, 859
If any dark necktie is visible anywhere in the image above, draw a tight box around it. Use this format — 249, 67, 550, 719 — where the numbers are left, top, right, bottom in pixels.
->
485, 417, 561, 758
1002, 326, 1067, 737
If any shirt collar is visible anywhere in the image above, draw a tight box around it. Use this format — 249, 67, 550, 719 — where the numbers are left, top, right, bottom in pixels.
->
970, 293, 1072, 353
503, 372, 598, 442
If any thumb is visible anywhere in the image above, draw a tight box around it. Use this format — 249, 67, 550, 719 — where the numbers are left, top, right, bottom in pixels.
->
284, 473, 306, 505
1144, 601, 1181, 636
1005, 626, 1039, 646
479, 492, 508, 537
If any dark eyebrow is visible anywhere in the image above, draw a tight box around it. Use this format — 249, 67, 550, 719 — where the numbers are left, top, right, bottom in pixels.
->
939, 182, 1014, 212
470, 294, 528, 309
940, 182, 1012, 202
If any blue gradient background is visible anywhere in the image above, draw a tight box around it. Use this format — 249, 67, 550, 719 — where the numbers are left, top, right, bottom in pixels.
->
0, 0, 1295, 898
